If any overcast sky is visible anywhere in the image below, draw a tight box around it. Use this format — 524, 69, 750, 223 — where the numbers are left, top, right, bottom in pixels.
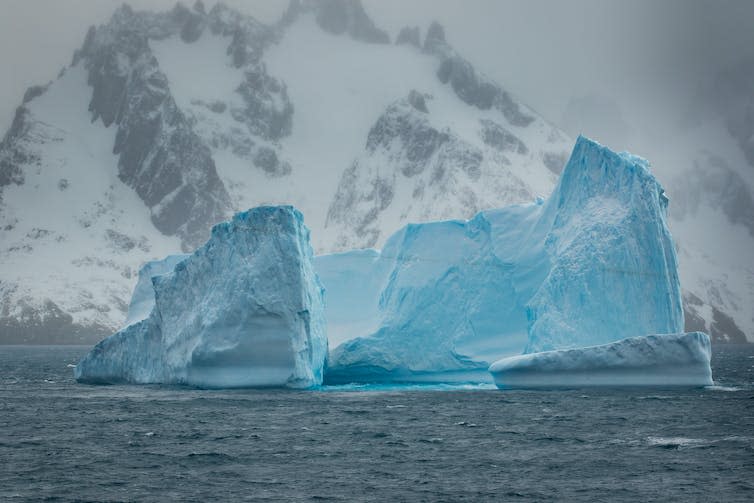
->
2, 0, 754, 158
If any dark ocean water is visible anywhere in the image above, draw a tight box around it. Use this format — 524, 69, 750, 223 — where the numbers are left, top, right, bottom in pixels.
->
1, 345, 753, 502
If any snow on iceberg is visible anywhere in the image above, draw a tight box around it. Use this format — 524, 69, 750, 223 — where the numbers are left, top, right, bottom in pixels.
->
322, 136, 684, 384
489, 332, 713, 388
75, 206, 327, 388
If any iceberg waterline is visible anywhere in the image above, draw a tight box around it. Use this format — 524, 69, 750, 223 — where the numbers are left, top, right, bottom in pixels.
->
489, 332, 713, 389
75, 136, 712, 388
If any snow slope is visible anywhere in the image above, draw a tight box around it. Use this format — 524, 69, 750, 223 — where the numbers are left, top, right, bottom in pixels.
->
0, 64, 182, 342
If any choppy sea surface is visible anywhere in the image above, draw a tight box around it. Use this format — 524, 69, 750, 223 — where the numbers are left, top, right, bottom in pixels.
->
1, 345, 753, 502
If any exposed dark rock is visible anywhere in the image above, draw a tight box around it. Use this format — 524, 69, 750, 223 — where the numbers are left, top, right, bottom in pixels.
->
105, 229, 136, 252
480, 119, 528, 154
420, 20, 535, 128
328, 94, 491, 248
407, 90, 429, 113
313, 0, 390, 43
26, 228, 52, 240
175, 4, 206, 43
438, 57, 495, 109
254, 146, 292, 177
683, 293, 749, 344
22, 84, 50, 104
436, 146, 483, 183
542, 151, 568, 175
0, 299, 111, 345
191, 99, 228, 114
396, 26, 421, 48
423, 21, 446, 54
366, 99, 449, 177
710, 306, 748, 344
79, 5, 231, 249
281, 0, 389, 44
234, 65, 294, 141
437, 56, 534, 127
208, 101, 226, 114
494, 90, 535, 128
0, 107, 38, 187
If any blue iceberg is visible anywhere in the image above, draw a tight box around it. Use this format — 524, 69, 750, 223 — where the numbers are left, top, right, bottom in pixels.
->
75, 137, 709, 389
123, 254, 189, 327
75, 206, 327, 388
322, 136, 687, 384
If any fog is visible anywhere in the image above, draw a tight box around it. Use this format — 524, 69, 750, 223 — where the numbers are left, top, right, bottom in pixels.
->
2, 0, 754, 163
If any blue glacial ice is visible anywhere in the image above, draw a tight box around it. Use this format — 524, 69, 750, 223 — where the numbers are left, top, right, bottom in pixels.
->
489, 332, 713, 388
123, 254, 189, 327
322, 136, 686, 384
75, 206, 327, 388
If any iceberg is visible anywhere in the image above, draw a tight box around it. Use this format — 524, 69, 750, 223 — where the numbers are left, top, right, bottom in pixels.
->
75, 206, 327, 388
489, 332, 713, 388
322, 136, 685, 384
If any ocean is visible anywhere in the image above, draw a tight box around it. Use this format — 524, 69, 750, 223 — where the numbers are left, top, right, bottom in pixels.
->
1, 344, 753, 502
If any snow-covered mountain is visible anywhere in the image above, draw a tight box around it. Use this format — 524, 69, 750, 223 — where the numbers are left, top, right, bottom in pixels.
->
0, 0, 750, 345
652, 58, 754, 345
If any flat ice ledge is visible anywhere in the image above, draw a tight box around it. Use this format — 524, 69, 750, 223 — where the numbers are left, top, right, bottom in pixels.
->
489, 332, 713, 389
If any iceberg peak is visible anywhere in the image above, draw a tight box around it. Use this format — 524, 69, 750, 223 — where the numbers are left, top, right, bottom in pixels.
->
75, 205, 327, 388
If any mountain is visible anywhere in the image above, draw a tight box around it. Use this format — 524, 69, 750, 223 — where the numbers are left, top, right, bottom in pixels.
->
655, 56, 754, 345
0, 0, 750, 345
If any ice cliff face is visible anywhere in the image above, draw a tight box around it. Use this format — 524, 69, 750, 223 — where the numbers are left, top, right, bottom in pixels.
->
323, 136, 683, 383
75, 206, 327, 388
524, 136, 683, 352
489, 332, 713, 389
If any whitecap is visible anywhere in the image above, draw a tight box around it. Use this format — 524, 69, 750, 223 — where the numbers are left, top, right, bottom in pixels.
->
646, 436, 707, 448
705, 385, 742, 392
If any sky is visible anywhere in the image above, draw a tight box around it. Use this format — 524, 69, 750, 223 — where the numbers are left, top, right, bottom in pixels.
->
2, 0, 754, 159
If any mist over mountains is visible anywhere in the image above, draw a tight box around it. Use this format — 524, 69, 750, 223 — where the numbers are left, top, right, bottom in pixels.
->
0, 0, 752, 345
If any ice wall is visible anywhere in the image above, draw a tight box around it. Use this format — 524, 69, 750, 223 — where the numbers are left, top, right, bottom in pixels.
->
75, 206, 327, 388
524, 136, 683, 352
322, 136, 684, 383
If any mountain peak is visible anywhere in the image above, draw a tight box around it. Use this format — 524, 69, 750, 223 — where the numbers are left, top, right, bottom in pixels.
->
281, 0, 389, 44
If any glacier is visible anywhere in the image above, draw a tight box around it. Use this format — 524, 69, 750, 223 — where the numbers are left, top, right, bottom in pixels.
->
75, 206, 327, 389
489, 332, 713, 388
322, 136, 685, 384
